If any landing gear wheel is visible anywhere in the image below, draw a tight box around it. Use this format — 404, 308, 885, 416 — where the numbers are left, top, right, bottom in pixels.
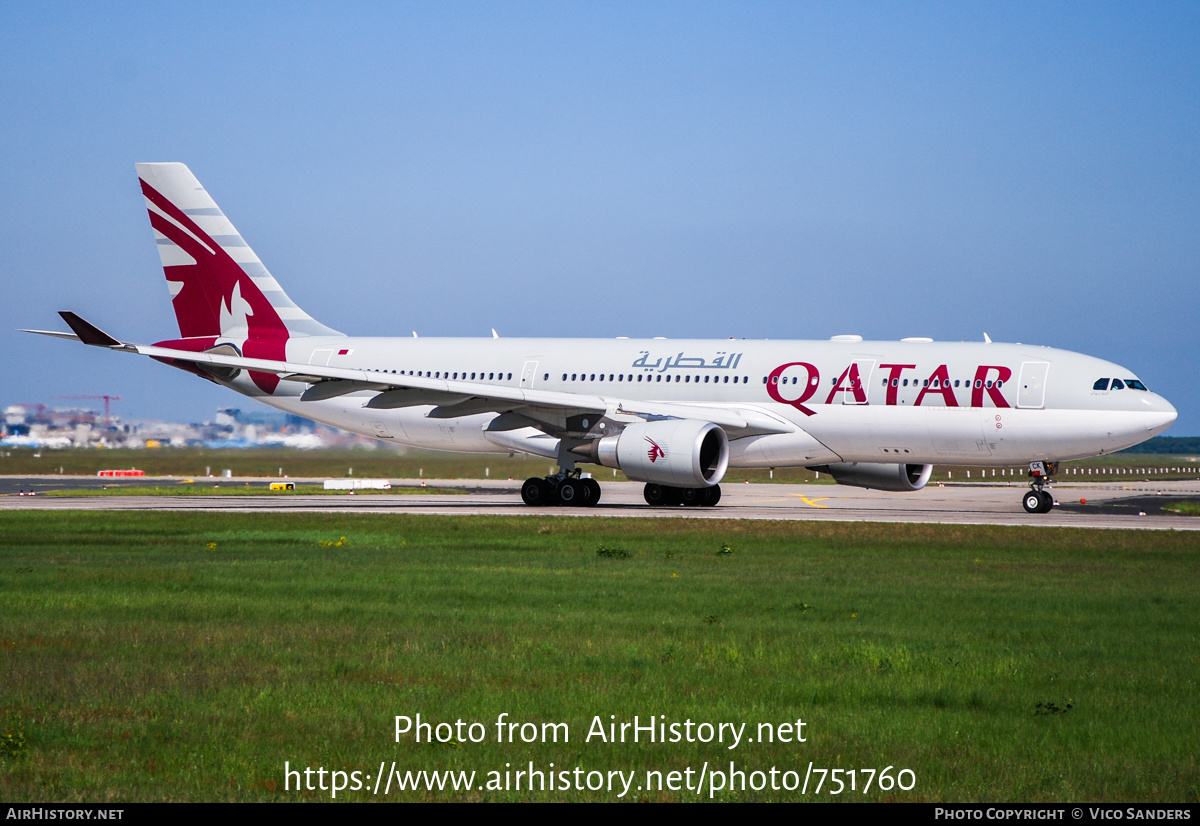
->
582, 478, 601, 505
575, 479, 595, 507
1022, 491, 1043, 514
706, 484, 721, 506
644, 483, 669, 506
644, 484, 686, 506
521, 477, 554, 506
681, 487, 708, 506
1038, 490, 1054, 513
558, 478, 581, 506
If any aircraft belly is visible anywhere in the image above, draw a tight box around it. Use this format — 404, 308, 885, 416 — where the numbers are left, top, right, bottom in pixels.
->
255, 395, 379, 440
727, 430, 840, 467
989, 409, 1148, 461
801, 406, 1150, 465
393, 409, 504, 452
926, 407, 993, 459
805, 406, 938, 463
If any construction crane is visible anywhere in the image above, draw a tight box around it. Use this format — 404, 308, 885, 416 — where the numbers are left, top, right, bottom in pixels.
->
53, 395, 122, 427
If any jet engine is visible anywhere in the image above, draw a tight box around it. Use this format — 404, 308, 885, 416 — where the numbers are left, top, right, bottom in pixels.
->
574, 419, 729, 488
810, 462, 933, 492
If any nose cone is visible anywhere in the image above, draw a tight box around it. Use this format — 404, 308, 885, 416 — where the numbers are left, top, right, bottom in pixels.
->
1142, 393, 1178, 437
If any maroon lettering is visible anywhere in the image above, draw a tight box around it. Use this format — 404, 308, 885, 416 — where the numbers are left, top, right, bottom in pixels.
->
878, 364, 916, 406
914, 364, 958, 407
767, 362, 820, 416
971, 365, 1012, 408
825, 363, 868, 404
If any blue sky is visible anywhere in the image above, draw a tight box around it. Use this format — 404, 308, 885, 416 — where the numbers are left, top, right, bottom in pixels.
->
2, 2, 1198, 433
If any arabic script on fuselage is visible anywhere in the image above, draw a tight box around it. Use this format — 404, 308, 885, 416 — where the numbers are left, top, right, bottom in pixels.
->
631, 351, 745, 373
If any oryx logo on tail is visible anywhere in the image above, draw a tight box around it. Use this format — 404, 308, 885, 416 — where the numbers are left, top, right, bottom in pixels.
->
136, 163, 342, 392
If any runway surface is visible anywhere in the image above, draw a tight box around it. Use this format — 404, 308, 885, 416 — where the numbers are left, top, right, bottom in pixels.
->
2, 476, 1199, 529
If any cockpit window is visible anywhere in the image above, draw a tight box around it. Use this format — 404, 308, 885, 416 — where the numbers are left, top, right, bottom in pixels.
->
1126, 379, 1148, 391
1110, 379, 1125, 390
1093, 378, 1110, 390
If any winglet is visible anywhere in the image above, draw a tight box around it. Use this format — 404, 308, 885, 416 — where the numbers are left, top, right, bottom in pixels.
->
58, 312, 123, 347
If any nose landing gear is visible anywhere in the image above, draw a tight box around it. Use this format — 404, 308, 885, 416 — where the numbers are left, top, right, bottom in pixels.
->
1021, 461, 1058, 514
1022, 488, 1053, 514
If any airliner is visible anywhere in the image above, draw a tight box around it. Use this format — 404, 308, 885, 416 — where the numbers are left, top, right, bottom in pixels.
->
25, 163, 1178, 513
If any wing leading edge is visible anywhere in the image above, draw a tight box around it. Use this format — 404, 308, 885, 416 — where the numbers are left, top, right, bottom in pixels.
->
25, 314, 797, 440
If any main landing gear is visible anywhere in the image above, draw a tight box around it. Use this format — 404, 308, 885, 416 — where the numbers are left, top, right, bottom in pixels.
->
518, 473, 723, 508
1022, 461, 1059, 514
520, 470, 602, 507
643, 483, 722, 508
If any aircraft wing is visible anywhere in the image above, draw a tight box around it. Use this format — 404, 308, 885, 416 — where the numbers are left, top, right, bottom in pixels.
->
25, 316, 795, 439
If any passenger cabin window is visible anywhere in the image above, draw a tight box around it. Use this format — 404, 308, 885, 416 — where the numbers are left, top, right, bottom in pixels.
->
1110, 379, 1125, 390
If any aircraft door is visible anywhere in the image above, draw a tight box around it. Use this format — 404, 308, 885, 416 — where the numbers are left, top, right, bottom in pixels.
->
308, 349, 334, 366
1017, 362, 1050, 409
844, 360, 875, 404
520, 360, 538, 389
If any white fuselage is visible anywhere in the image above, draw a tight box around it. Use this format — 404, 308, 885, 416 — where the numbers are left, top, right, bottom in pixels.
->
216, 335, 1177, 466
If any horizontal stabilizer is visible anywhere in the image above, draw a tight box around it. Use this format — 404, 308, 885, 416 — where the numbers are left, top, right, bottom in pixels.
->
19, 328, 81, 342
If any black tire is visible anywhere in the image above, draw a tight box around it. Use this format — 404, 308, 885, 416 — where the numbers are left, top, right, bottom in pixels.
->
1038, 490, 1054, 513
1022, 491, 1042, 513
661, 486, 683, 506
583, 478, 601, 506
644, 483, 669, 506
705, 484, 721, 506
681, 487, 706, 506
558, 479, 580, 506
521, 477, 552, 506
575, 479, 594, 507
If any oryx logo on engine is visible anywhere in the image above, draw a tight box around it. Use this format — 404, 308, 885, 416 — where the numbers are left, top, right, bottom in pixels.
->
645, 438, 665, 463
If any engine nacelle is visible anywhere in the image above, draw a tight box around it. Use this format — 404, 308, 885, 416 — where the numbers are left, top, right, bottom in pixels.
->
812, 462, 933, 492
578, 419, 729, 488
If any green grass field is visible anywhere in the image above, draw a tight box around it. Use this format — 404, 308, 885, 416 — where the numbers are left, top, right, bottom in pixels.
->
1, 512, 1197, 802
1164, 501, 1200, 516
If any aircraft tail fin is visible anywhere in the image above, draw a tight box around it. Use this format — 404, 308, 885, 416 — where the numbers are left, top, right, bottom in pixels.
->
136, 162, 342, 342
